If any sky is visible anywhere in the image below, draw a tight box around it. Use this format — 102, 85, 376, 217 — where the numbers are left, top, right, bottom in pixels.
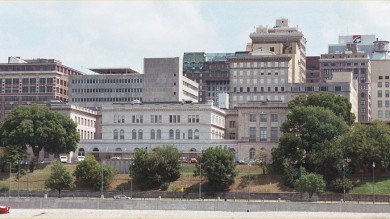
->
1, 1, 390, 73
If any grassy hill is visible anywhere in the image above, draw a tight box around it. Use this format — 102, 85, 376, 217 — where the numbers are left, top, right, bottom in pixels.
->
1, 162, 389, 195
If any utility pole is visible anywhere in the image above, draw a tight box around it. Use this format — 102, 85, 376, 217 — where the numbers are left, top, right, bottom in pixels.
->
101, 161, 104, 199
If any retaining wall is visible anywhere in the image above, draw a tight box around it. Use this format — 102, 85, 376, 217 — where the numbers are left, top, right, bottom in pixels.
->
1, 198, 390, 213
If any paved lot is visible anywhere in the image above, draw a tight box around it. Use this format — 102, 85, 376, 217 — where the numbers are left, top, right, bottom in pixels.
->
4, 209, 390, 218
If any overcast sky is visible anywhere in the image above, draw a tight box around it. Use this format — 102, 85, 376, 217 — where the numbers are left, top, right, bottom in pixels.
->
1, 1, 389, 73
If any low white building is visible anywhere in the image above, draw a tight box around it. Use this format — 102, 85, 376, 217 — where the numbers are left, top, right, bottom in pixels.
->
77, 100, 238, 160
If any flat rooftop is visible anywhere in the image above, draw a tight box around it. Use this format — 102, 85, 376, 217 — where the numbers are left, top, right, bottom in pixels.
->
89, 68, 139, 74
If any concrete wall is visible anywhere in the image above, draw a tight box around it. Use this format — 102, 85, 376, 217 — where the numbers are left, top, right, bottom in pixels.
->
1, 198, 390, 213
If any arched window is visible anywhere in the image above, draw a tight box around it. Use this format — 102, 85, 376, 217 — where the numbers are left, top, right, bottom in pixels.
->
93, 148, 99, 152
190, 148, 197, 152
157, 129, 162, 140
121, 115, 125, 123
138, 129, 143, 140
115, 147, 122, 152
249, 148, 255, 160
194, 129, 199, 140
113, 129, 118, 140
229, 148, 236, 153
120, 129, 124, 140
78, 148, 85, 156
151, 129, 155, 140
175, 129, 180, 140
169, 129, 174, 140
188, 129, 193, 140
134, 147, 139, 152
361, 92, 366, 98
132, 129, 137, 140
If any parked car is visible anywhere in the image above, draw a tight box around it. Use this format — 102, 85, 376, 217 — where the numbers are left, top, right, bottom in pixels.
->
236, 159, 246, 165
76, 156, 85, 162
113, 194, 131, 199
111, 157, 121, 160
179, 157, 188, 163
189, 158, 197, 163
59, 156, 68, 163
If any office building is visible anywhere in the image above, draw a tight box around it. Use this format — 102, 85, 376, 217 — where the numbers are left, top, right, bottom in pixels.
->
0, 56, 84, 120
328, 34, 376, 57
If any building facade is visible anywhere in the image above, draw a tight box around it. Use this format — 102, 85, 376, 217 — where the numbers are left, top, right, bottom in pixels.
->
183, 53, 233, 105
306, 56, 320, 83
319, 47, 371, 122
0, 56, 84, 120
228, 50, 293, 108
70, 57, 199, 109
76, 100, 237, 160
370, 40, 390, 121
328, 34, 376, 56
248, 18, 307, 84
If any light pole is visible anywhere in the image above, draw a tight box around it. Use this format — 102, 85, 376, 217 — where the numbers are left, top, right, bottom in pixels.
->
248, 164, 251, 202
343, 162, 346, 202
199, 162, 202, 200
130, 161, 133, 199
372, 161, 375, 204
8, 162, 11, 197
101, 161, 104, 199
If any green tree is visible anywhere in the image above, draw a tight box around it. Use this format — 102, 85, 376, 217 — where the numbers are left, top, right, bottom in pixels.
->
288, 92, 355, 125
194, 146, 237, 191
73, 156, 116, 190
0, 145, 27, 172
132, 145, 181, 190
0, 104, 80, 161
294, 173, 326, 198
45, 161, 74, 197
272, 106, 348, 174
253, 149, 268, 174
340, 121, 390, 170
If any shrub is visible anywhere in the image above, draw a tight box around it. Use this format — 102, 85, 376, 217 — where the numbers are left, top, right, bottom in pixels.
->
160, 182, 170, 191
328, 177, 353, 193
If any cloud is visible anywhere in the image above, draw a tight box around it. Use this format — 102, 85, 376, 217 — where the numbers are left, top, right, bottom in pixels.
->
0, 2, 221, 72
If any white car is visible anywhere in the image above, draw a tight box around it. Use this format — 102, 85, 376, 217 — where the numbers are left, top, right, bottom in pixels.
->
76, 156, 85, 162
113, 194, 131, 199
60, 156, 68, 163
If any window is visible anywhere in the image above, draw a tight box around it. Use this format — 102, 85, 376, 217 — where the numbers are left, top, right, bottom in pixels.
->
335, 86, 341, 91
260, 127, 267, 141
378, 111, 383, 118
113, 129, 118, 140
132, 129, 137, 140
260, 114, 267, 122
379, 100, 383, 108
169, 129, 174, 140
229, 133, 236, 139
194, 129, 199, 139
378, 90, 383, 98
249, 127, 256, 141
157, 129, 161, 140
249, 114, 256, 122
151, 129, 155, 140
120, 129, 124, 140
360, 100, 366, 105
386, 100, 390, 108
271, 114, 278, 122
188, 129, 193, 140
249, 148, 255, 160
386, 82, 390, 88
230, 121, 235, 128
169, 115, 181, 123
271, 127, 278, 141
175, 129, 180, 140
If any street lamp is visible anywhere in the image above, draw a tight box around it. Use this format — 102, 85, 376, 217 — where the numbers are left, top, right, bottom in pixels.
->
199, 161, 202, 200
101, 161, 104, 199
372, 161, 375, 204
343, 162, 346, 202
130, 160, 133, 199
248, 163, 251, 202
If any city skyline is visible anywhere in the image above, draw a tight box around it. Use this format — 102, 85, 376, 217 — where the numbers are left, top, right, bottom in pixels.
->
1, 1, 389, 73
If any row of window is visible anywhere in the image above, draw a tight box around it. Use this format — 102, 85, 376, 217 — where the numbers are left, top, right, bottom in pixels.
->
377, 110, 390, 118
249, 114, 279, 123
232, 62, 287, 68
322, 62, 366, 67
378, 90, 390, 98
113, 114, 201, 124
113, 129, 201, 140
72, 88, 142, 93
232, 78, 286, 85
232, 94, 285, 102
77, 129, 95, 140
0, 86, 65, 94
0, 78, 55, 85
378, 82, 390, 88
74, 116, 95, 127
249, 127, 279, 141
233, 69, 286, 77
71, 97, 142, 103
233, 86, 286, 93
72, 78, 143, 84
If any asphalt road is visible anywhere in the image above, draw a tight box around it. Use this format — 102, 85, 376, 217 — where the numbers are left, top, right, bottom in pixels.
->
4, 209, 390, 218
